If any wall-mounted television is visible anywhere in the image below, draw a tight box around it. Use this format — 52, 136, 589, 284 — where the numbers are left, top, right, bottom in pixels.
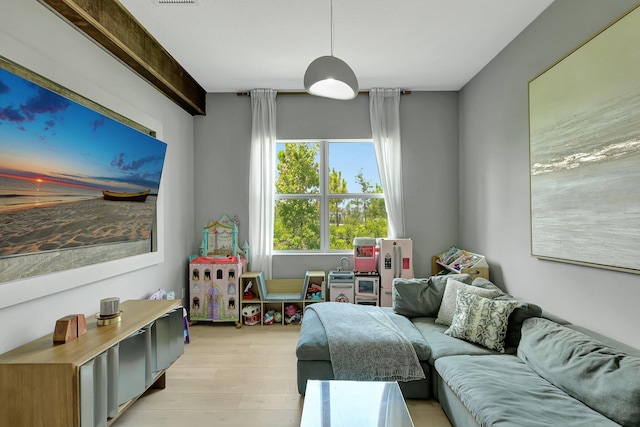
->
0, 56, 167, 284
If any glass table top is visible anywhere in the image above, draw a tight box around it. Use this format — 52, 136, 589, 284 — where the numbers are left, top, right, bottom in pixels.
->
301, 380, 414, 427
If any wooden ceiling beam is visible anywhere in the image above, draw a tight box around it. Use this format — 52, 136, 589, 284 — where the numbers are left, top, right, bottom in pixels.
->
38, 0, 206, 116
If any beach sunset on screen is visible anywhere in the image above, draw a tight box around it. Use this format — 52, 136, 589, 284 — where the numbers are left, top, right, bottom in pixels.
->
0, 67, 167, 257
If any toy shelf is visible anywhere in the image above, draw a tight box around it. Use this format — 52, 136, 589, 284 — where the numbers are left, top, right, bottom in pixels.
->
239, 271, 326, 326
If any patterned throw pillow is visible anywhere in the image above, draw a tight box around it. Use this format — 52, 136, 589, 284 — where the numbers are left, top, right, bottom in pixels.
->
445, 291, 519, 353
435, 278, 501, 326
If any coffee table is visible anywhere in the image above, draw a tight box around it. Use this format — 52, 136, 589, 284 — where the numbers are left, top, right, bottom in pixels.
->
300, 380, 414, 427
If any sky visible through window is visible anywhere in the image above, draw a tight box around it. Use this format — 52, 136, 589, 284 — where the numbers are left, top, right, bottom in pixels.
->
329, 142, 381, 192
276, 141, 381, 193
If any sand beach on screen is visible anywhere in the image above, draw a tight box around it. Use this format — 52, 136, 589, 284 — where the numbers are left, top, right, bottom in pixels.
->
0, 196, 155, 257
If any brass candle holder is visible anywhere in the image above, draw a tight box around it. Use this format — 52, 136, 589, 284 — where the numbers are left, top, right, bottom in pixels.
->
97, 297, 122, 326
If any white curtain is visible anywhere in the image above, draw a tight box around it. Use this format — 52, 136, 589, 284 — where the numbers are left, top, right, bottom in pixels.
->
248, 89, 276, 278
369, 88, 405, 238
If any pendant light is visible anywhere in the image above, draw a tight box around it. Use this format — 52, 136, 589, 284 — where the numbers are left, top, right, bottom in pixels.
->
304, 0, 359, 100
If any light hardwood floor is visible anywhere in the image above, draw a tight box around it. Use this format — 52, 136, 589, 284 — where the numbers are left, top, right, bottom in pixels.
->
112, 323, 452, 427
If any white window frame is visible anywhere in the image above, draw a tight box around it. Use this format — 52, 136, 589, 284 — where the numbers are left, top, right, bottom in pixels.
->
274, 138, 385, 253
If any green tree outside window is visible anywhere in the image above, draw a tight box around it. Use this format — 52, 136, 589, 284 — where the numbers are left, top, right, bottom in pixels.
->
274, 141, 387, 251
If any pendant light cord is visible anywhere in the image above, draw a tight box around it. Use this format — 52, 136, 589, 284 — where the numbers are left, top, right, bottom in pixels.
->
330, 0, 334, 56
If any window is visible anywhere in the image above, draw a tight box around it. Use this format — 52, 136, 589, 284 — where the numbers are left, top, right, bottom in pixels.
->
274, 140, 387, 251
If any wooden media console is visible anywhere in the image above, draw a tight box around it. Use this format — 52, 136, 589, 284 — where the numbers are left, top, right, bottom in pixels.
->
0, 299, 184, 427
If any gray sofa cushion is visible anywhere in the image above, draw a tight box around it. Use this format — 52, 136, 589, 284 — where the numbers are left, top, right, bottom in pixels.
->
435, 355, 621, 427
519, 318, 640, 427
296, 306, 431, 361
411, 317, 498, 364
296, 306, 331, 360
392, 274, 471, 318
470, 277, 504, 292
495, 296, 542, 353
567, 324, 640, 357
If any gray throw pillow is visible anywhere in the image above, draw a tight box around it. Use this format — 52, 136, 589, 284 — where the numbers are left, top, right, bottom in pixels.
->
392, 274, 471, 318
519, 318, 640, 427
497, 297, 542, 353
471, 277, 505, 293
445, 291, 518, 353
435, 278, 501, 325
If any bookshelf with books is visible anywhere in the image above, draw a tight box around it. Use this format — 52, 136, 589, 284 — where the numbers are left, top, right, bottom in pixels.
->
432, 246, 489, 280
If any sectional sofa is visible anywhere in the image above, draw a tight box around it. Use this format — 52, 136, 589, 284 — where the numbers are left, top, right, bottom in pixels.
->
296, 274, 640, 427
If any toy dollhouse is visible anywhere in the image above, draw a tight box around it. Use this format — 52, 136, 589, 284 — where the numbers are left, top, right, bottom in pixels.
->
189, 215, 247, 325
198, 214, 248, 262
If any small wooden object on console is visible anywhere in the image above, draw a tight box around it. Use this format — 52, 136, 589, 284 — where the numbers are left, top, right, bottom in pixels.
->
53, 315, 78, 344
53, 314, 87, 344
74, 313, 88, 336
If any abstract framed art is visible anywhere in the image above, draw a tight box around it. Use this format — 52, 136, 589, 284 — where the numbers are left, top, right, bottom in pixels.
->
529, 5, 640, 274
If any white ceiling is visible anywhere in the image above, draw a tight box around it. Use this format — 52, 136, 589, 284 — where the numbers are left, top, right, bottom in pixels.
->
119, 0, 554, 93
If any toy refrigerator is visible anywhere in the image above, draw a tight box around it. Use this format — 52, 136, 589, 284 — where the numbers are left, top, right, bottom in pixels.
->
377, 238, 413, 307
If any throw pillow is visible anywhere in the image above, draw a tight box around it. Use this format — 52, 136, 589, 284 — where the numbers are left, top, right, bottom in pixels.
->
518, 318, 640, 426
445, 291, 518, 353
496, 297, 542, 353
435, 278, 501, 326
469, 277, 542, 353
392, 274, 472, 318
471, 277, 505, 294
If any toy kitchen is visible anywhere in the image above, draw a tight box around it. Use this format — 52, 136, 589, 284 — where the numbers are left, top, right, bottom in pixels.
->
327, 269, 380, 306
328, 269, 356, 304
327, 237, 413, 307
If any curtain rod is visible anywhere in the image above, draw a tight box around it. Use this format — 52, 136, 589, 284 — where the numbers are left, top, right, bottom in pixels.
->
236, 90, 412, 97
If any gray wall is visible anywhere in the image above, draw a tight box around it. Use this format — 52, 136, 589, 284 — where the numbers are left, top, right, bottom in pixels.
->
459, 0, 640, 348
6, 0, 635, 356
194, 92, 459, 279
0, 0, 195, 353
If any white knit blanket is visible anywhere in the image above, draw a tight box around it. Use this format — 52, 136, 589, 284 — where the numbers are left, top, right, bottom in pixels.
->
306, 302, 425, 381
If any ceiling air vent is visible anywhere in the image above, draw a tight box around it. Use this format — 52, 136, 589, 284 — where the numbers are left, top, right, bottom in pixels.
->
153, 0, 199, 4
